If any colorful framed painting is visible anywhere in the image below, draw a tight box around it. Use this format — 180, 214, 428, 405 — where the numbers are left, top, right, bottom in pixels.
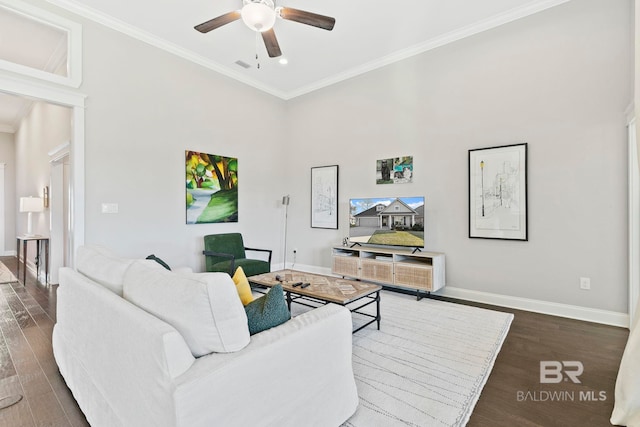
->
376, 156, 413, 184
311, 165, 339, 229
185, 151, 238, 224
468, 143, 528, 240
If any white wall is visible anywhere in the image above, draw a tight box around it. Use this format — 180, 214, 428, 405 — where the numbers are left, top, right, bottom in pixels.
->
285, 0, 633, 314
0, 132, 15, 254
76, 17, 288, 270
14, 101, 71, 272
8, 0, 631, 319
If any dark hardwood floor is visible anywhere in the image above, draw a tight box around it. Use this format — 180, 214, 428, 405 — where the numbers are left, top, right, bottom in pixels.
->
457, 295, 629, 427
0, 255, 630, 426
0, 256, 88, 427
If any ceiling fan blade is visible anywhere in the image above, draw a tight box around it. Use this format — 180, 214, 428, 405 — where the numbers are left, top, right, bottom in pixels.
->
278, 7, 335, 31
261, 29, 282, 58
194, 11, 241, 33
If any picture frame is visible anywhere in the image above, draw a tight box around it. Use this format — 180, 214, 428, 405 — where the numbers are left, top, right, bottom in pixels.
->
469, 143, 528, 240
311, 165, 339, 229
185, 151, 238, 224
376, 155, 414, 184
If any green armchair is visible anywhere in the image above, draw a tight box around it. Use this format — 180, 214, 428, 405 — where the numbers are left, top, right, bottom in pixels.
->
203, 233, 272, 277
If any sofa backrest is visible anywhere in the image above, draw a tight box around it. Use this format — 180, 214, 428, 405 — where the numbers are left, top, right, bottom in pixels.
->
75, 245, 134, 296
123, 261, 250, 357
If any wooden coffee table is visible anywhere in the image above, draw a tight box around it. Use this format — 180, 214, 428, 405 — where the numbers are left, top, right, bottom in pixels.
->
249, 269, 381, 333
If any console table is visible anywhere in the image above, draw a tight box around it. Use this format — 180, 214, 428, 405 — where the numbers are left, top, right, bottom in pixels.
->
331, 245, 445, 300
16, 236, 49, 285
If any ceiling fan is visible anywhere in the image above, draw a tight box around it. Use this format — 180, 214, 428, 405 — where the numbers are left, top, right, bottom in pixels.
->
194, 0, 335, 59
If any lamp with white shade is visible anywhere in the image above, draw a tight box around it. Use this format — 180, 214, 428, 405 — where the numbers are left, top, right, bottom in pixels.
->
20, 197, 43, 236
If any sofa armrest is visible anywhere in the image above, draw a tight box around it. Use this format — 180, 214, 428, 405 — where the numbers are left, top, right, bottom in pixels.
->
54, 267, 195, 427
172, 304, 358, 427
202, 250, 235, 275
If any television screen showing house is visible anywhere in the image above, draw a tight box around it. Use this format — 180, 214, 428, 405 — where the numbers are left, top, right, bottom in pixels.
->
349, 197, 425, 248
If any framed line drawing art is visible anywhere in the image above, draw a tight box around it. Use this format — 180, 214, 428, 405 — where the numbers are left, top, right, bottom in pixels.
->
311, 165, 339, 229
469, 143, 528, 240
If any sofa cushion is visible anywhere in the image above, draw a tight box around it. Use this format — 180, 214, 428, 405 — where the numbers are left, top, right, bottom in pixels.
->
76, 245, 134, 296
244, 284, 291, 335
232, 266, 254, 306
123, 260, 250, 357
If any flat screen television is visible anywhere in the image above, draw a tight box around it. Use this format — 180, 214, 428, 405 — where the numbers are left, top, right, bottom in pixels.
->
349, 196, 425, 248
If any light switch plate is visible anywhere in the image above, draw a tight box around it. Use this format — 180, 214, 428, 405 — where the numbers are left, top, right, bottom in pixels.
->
101, 203, 119, 214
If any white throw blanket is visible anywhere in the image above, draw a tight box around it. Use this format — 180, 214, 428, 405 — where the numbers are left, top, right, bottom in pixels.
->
611, 297, 640, 427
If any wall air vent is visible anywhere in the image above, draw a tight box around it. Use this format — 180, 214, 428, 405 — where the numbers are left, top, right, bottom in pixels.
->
234, 60, 251, 69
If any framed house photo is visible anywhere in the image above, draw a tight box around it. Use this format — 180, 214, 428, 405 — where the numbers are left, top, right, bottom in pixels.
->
469, 143, 528, 240
311, 165, 339, 229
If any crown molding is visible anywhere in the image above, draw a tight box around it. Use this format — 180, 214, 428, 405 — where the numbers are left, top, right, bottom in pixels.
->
46, 0, 569, 100
0, 124, 15, 133
45, 0, 288, 99
285, 0, 571, 99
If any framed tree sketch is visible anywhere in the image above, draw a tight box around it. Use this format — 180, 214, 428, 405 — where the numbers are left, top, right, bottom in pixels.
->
469, 143, 528, 240
311, 165, 339, 229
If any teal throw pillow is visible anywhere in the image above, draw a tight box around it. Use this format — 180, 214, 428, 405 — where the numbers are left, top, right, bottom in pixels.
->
244, 284, 291, 335
146, 254, 171, 271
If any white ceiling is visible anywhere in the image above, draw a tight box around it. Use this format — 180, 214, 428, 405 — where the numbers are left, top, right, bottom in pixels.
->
46, 0, 569, 99
0, 0, 570, 132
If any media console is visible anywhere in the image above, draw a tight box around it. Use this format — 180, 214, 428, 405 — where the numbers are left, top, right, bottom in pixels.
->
331, 245, 445, 299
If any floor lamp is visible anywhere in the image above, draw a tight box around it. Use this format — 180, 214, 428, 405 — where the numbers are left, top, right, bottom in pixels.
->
20, 197, 43, 237
282, 195, 290, 269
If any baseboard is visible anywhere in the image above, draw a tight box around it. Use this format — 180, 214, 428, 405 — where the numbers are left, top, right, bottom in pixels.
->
435, 286, 629, 328
0, 250, 16, 256
281, 263, 629, 328
282, 263, 331, 276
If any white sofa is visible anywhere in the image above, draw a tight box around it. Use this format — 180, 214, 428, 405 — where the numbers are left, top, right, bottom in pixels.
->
53, 246, 359, 427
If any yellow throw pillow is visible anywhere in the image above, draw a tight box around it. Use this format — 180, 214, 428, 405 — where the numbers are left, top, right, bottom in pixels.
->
232, 266, 254, 306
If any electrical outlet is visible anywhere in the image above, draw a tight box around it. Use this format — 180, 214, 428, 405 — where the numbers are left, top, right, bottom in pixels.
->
580, 277, 591, 290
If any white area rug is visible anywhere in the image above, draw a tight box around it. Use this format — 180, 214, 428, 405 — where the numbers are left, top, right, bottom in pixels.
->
0, 261, 18, 284
340, 291, 513, 427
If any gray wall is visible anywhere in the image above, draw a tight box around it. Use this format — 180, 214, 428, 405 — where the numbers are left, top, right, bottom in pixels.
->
285, 0, 633, 313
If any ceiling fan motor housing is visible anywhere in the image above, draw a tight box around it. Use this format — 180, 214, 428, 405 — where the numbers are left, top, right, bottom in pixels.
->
241, 0, 276, 32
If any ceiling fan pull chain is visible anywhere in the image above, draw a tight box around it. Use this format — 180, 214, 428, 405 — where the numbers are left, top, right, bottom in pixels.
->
255, 31, 261, 69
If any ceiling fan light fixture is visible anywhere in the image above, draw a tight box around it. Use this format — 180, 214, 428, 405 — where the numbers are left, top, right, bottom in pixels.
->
241, 1, 276, 32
